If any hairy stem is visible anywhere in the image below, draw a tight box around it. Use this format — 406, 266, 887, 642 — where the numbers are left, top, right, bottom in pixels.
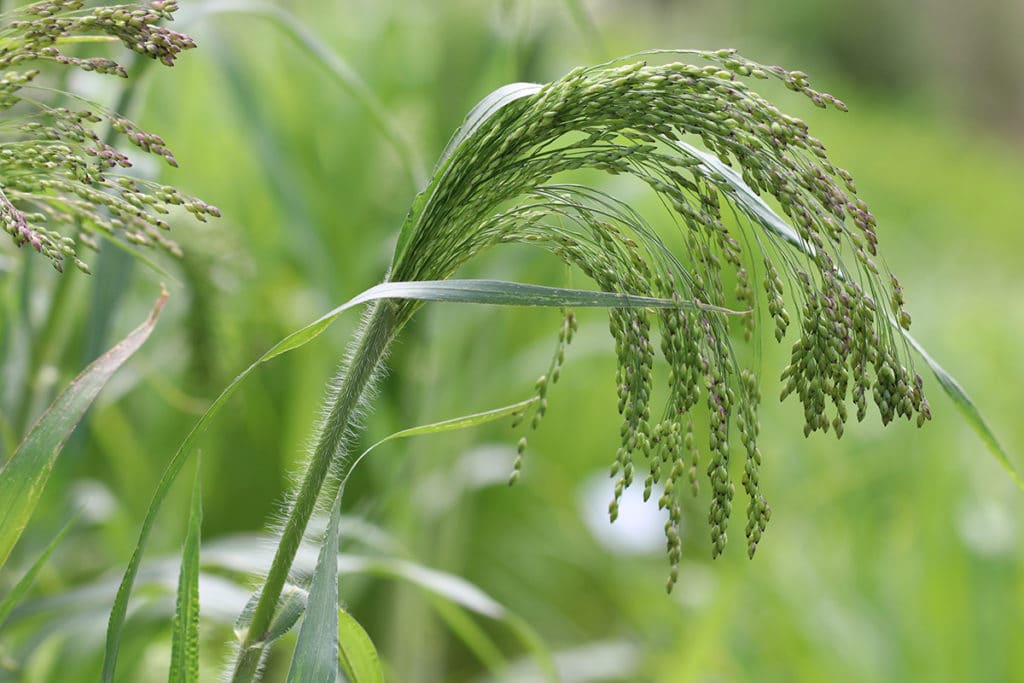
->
231, 301, 401, 681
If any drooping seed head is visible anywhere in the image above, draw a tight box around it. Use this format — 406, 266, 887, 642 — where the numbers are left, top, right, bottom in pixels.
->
390, 50, 931, 583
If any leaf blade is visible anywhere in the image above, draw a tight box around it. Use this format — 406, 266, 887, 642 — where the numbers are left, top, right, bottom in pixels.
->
902, 330, 1023, 491
168, 458, 203, 683
0, 513, 78, 629
336, 608, 383, 683
0, 290, 166, 570
286, 490, 342, 683
392, 82, 541, 267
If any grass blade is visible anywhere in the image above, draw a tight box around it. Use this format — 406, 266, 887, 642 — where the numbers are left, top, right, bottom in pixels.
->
0, 513, 78, 629
0, 290, 166, 570
424, 597, 508, 673
339, 555, 557, 683
436, 83, 542, 174
674, 140, 808, 251
168, 458, 203, 683
272, 399, 539, 680
286, 490, 342, 683
103, 277, 710, 681
337, 608, 383, 683
341, 397, 539, 486
902, 331, 1023, 491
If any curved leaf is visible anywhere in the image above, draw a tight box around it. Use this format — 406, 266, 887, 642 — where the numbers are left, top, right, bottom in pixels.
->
436, 83, 542, 173
336, 555, 556, 681
168, 459, 203, 683
286, 490, 342, 683
337, 608, 383, 683
0, 290, 166, 570
902, 330, 1022, 491
0, 513, 78, 629
393, 82, 541, 266
340, 396, 539, 486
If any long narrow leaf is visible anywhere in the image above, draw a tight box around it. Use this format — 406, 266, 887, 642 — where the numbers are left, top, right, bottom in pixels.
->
104, 277, 705, 680
264, 399, 538, 679
336, 608, 383, 683
902, 330, 1022, 491
0, 513, 78, 629
0, 290, 166, 570
674, 139, 809, 251
338, 555, 557, 683
286, 490, 342, 683
341, 397, 539, 486
168, 458, 203, 683
424, 597, 508, 673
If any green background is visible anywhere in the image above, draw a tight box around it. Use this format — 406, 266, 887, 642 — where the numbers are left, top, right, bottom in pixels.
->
1, 1, 1022, 680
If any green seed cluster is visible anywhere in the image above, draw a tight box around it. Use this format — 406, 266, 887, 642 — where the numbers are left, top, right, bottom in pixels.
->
779, 273, 930, 438
7, 1, 194, 69
0, 1, 216, 272
509, 310, 577, 485
388, 50, 929, 582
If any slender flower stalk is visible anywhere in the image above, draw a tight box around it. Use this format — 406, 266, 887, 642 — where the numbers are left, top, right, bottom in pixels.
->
233, 50, 931, 677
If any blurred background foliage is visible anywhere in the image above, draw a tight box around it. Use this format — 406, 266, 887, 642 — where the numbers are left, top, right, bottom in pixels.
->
1, 0, 1022, 681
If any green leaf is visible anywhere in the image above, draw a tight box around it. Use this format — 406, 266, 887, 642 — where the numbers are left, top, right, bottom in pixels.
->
0, 513, 78, 629
340, 398, 552, 678
902, 331, 1023, 492
436, 83, 542, 174
103, 277, 708, 681
337, 555, 557, 682
168, 458, 203, 683
425, 597, 508, 673
0, 290, 166, 570
337, 608, 383, 683
259, 398, 539, 679
674, 140, 808, 251
286, 489, 342, 683
341, 396, 539, 486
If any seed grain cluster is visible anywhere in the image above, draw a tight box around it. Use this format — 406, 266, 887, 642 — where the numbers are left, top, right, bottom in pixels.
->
391, 50, 930, 586
0, 1, 217, 273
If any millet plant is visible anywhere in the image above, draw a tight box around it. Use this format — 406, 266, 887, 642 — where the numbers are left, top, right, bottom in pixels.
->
0, 3, 1017, 682
217, 51, 983, 680
0, 0, 216, 677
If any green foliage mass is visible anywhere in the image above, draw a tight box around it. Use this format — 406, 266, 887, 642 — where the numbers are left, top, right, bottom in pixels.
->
0, 1, 1022, 682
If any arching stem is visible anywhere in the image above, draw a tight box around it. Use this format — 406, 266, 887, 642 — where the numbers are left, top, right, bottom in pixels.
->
231, 301, 402, 681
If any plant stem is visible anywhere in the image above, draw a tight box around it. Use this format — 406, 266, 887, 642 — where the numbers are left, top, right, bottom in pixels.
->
231, 300, 401, 682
